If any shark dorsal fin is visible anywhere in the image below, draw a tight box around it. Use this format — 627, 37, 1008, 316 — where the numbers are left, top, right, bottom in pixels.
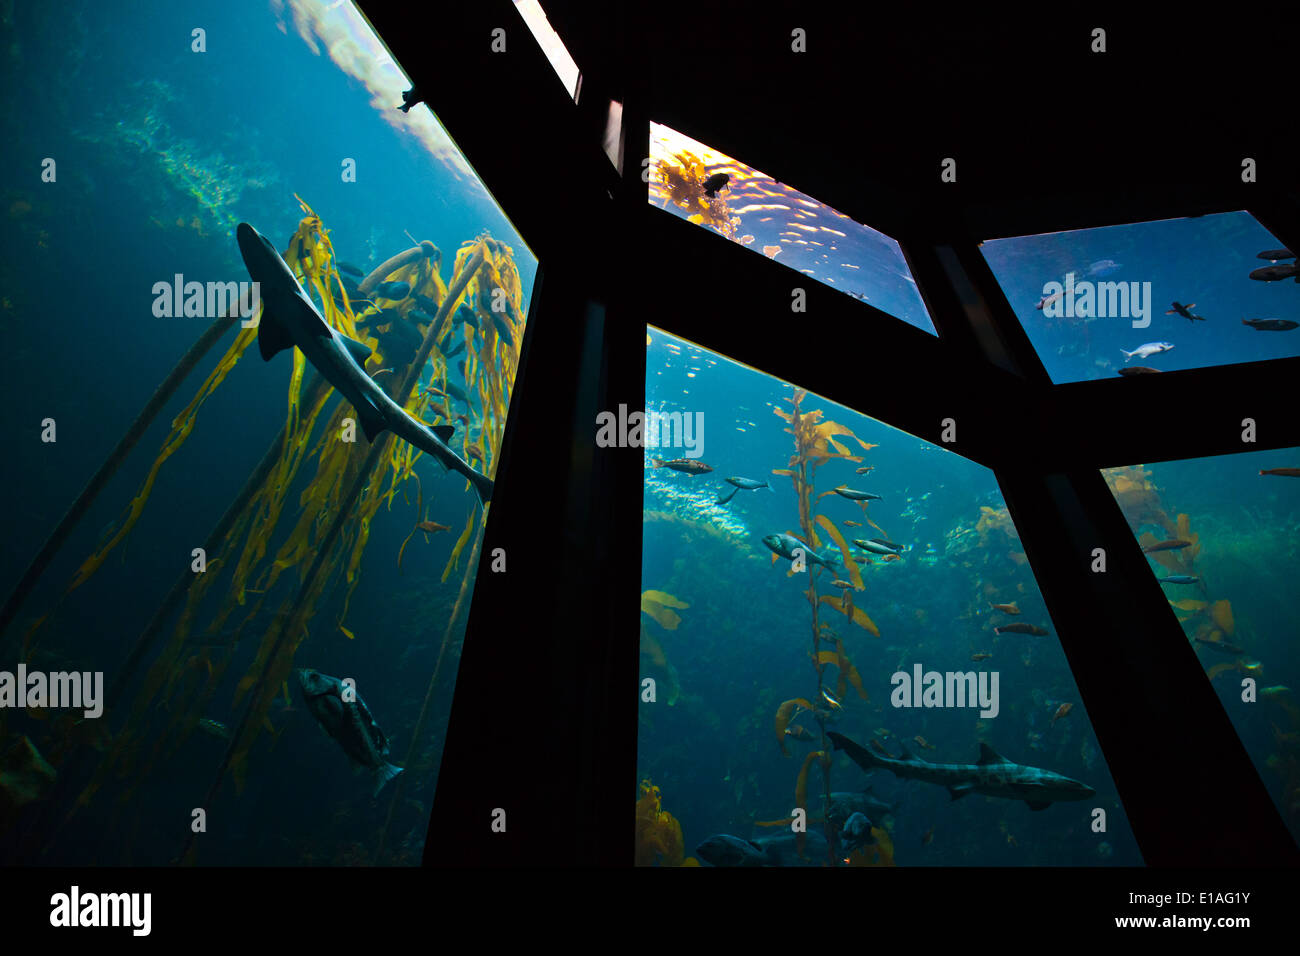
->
431, 424, 455, 443
340, 334, 374, 367
977, 743, 1010, 765
257, 306, 297, 361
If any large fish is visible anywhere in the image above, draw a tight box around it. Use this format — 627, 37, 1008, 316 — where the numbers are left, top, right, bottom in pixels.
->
828, 732, 1094, 810
762, 532, 838, 570
1121, 342, 1174, 362
296, 668, 403, 797
236, 223, 492, 504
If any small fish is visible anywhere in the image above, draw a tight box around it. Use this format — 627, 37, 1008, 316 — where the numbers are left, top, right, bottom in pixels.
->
843, 520, 863, 528
1088, 259, 1122, 277
988, 602, 1020, 614
1257, 248, 1295, 261
829, 579, 855, 589
970, 652, 993, 662
784, 724, 816, 743
1242, 318, 1299, 331
1050, 703, 1073, 727
1260, 468, 1300, 477
913, 735, 936, 751
1121, 342, 1174, 362
416, 294, 441, 315
415, 520, 451, 534
855, 466, 875, 475
338, 262, 365, 278
853, 538, 905, 555
490, 308, 513, 342
701, 172, 730, 197
725, 476, 770, 490
373, 281, 411, 300
821, 687, 843, 711
1249, 263, 1300, 282
652, 458, 713, 475
455, 303, 480, 330
1195, 636, 1246, 655
1035, 290, 1066, 311
762, 533, 837, 570
1165, 301, 1205, 322
1260, 685, 1293, 699
467, 443, 485, 462
921, 827, 935, 846
1158, 575, 1200, 584
441, 338, 466, 359
994, 623, 1049, 636
197, 717, 231, 739
834, 487, 883, 501
1118, 366, 1162, 376
1143, 539, 1192, 553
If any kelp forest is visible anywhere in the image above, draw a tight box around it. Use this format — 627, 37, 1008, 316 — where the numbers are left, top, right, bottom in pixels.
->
0, 198, 527, 864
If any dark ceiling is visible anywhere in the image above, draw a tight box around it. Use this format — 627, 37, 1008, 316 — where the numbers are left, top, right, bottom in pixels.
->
541, 3, 1295, 240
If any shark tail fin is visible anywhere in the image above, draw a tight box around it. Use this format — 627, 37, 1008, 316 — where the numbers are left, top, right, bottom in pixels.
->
466, 468, 494, 506
373, 762, 404, 797
715, 486, 740, 506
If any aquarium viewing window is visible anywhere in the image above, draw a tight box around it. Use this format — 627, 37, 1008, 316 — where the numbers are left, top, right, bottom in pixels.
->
1102, 449, 1300, 846
648, 122, 936, 335
980, 211, 1299, 384
513, 0, 581, 101
637, 327, 1139, 866
0, 0, 534, 867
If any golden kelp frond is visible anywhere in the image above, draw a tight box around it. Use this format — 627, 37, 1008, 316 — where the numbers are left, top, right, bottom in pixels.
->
816, 515, 863, 590
640, 624, 668, 667
794, 750, 829, 860
635, 778, 686, 867
775, 698, 814, 756
818, 594, 880, 636
1210, 599, 1235, 636
641, 590, 688, 630
439, 512, 477, 584
794, 750, 826, 818
835, 639, 868, 700
976, 505, 1016, 538
1171, 599, 1208, 612
1206, 662, 1238, 680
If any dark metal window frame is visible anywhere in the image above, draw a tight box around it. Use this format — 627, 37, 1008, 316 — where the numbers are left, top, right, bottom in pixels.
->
364, 1, 1299, 866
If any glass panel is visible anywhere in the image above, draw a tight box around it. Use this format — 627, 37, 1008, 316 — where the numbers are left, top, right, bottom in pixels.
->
980, 211, 1299, 383
637, 327, 1140, 866
648, 122, 936, 335
513, 0, 581, 101
1102, 450, 1300, 843
0, 1, 535, 865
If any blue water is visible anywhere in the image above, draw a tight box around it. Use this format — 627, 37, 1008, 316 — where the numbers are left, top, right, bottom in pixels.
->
981, 211, 1298, 382
0, 0, 534, 865
639, 328, 1145, 866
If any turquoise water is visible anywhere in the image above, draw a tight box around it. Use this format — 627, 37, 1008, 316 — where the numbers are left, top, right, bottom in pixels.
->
638, 328, 1144, 866
0, 0, 534, 865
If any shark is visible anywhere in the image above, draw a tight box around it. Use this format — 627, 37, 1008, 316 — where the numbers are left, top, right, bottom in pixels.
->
236, 223, 492, 505
827, 731, 1095, 811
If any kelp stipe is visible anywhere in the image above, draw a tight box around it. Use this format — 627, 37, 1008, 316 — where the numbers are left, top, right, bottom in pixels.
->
769, 387, 881, 864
